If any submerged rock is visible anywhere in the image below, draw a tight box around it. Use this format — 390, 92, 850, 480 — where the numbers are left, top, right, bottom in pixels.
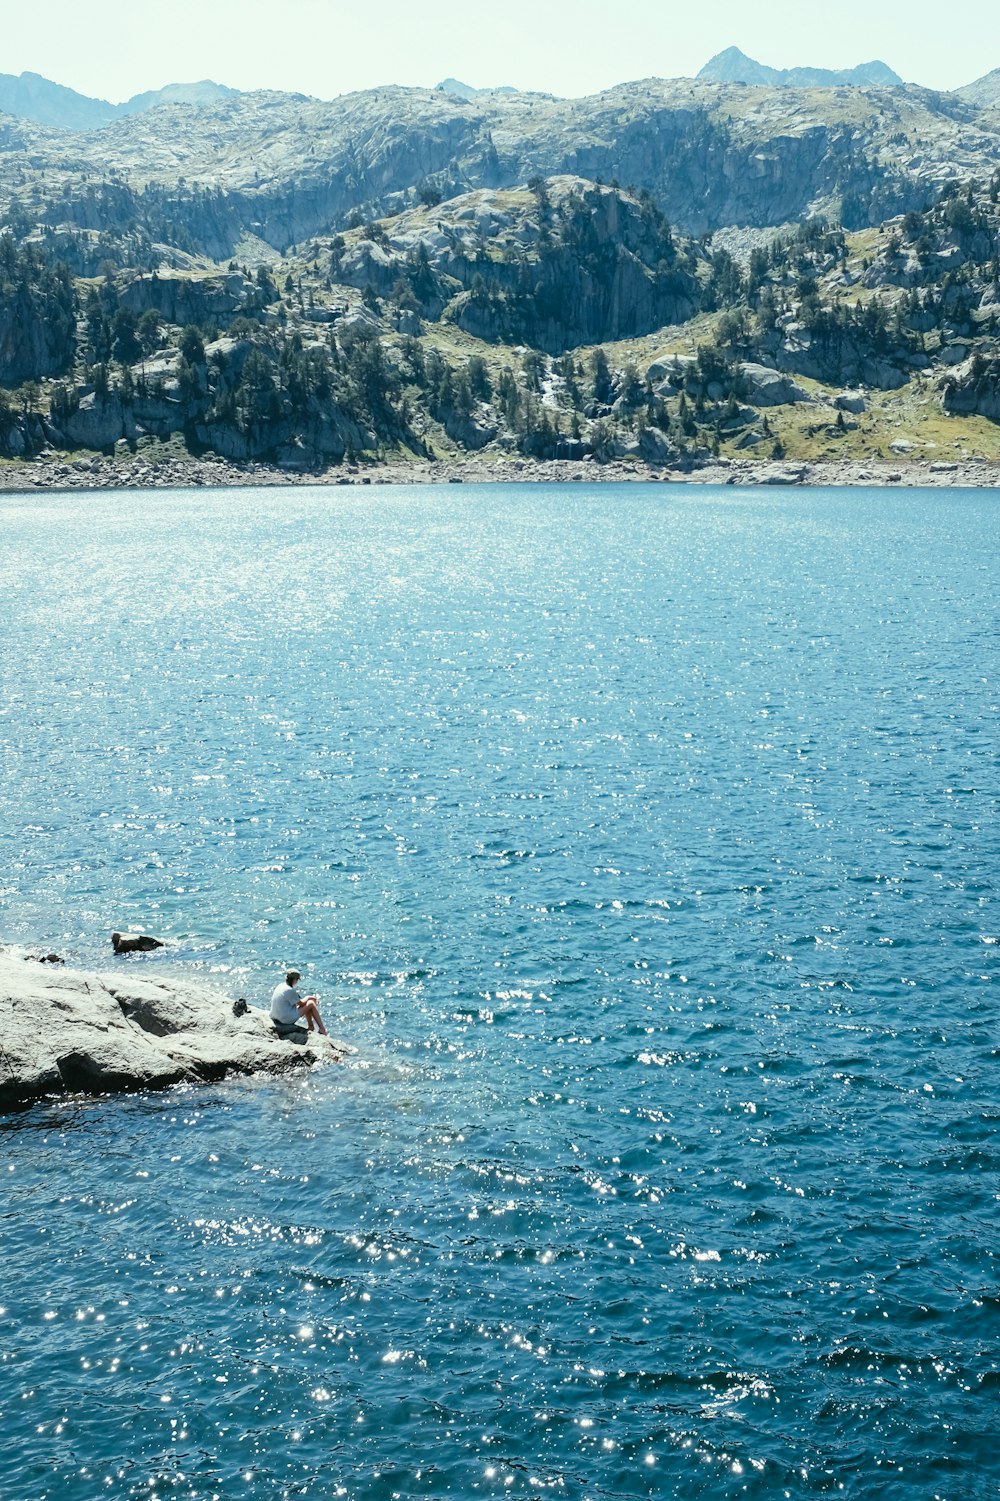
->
0, 953, 347, 1112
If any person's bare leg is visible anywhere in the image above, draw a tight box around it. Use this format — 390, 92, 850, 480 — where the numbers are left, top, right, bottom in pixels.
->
301, 998, 328, 1036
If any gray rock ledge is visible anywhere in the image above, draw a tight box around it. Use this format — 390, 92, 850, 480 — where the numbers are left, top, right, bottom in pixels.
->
0, 952, 348, 1112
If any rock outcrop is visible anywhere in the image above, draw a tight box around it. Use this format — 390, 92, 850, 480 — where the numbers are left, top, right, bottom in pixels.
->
941, 355, 1000, 421
328, 179, 698, 354
111, 931, 164, 954
118, 270, 255, 326
0, 952, 347, 1112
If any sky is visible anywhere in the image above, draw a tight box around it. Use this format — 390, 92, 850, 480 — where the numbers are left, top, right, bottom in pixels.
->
2, 0, 997, 102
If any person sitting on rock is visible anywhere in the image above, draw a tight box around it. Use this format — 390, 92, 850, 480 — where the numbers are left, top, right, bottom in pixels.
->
270, 969, 328, 1035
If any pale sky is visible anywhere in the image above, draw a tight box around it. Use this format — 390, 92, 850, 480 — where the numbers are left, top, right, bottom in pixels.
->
3, 0, 997, 102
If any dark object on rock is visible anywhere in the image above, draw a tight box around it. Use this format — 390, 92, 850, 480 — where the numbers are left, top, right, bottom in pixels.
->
233, 998, 249, 1017
0, 952, 349, 1111
24, 952, 64, 965
112, 931, 164, 955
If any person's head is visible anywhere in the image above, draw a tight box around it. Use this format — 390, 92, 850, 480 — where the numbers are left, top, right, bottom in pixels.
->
286, 969, 301, 987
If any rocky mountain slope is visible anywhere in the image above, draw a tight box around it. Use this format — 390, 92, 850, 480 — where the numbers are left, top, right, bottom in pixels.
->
697, 48, 903, 89
3, 74, 1000, 262
957, 67, 1000, 109
3, 167, 1000, 474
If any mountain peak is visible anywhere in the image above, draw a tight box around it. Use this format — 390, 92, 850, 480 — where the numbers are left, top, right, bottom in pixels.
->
697, 48, 903, 89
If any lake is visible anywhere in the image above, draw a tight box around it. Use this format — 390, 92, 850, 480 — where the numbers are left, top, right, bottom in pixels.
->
1, 482, 997, 1500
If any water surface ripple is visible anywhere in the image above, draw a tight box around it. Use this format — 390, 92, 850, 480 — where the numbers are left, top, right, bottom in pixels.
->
0, 484, 997, 1499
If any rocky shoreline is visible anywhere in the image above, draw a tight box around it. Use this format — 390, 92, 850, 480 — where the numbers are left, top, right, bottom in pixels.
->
2, 453, 1000, 493
0, 950, 348, 1112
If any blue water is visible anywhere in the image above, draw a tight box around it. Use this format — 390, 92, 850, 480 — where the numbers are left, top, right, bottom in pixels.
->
1, 483, 998, 1501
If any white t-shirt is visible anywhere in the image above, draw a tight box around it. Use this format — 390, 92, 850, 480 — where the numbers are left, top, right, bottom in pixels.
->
270, 982, 302, 1025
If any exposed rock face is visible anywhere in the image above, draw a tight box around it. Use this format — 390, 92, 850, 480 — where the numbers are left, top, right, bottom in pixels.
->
0, 952, 346, 1112
446, 182, 698, 352
0, 266, 75, 381
60, 393, 135, 451
118, 271, 255, 325
768, 328, 914, 391
941, 356, 1000, 421
435, 79, 519, 101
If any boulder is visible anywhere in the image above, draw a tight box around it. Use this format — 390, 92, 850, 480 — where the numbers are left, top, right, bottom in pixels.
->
741, 363, 813, 407
443, 410, 496, 450
0, 952, 347, 1112
638, 426, 677, 464
834, 390, 867, 414
646, 355, 695, 390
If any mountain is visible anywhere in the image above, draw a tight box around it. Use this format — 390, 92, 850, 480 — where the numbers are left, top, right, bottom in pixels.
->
435, 78, 518, 99
0, 71, 237, 129
116, 81, 240, 118
0, 71, 116, 129
957, 67, 1000, 107
698, 47, 903, 89
2, 76, 995, 259
3, 74, 1000, 474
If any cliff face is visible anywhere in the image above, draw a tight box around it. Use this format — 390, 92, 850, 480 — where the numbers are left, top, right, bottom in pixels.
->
118, 270, 256, 324
0, 242, 75, 381
0, 294, 70, 380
